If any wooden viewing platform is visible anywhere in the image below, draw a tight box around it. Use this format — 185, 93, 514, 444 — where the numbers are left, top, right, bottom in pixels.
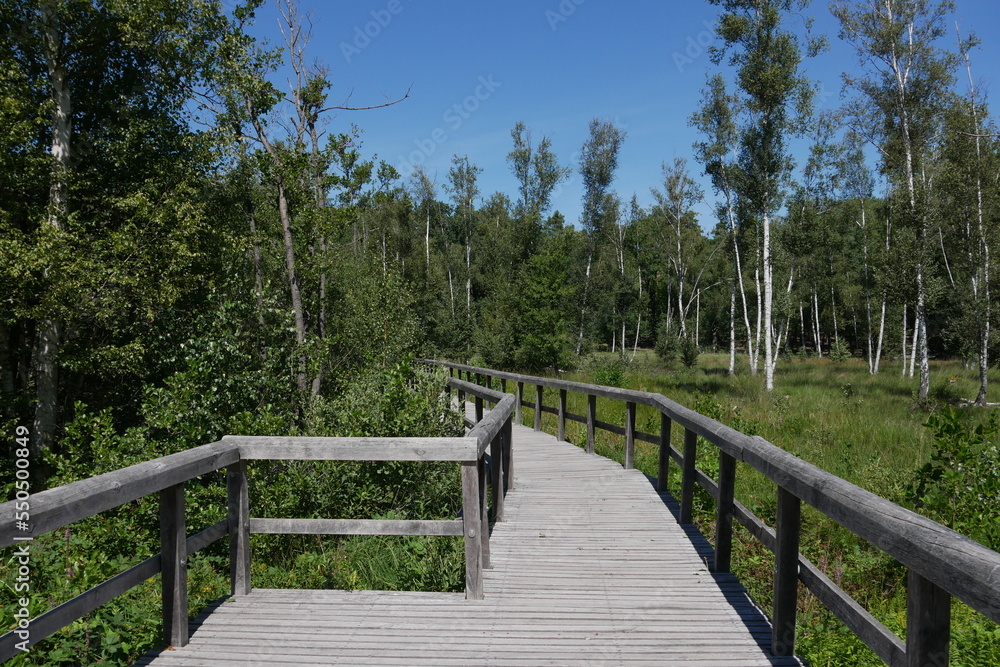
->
136, 418, 797, 666
3, 363, 999, 666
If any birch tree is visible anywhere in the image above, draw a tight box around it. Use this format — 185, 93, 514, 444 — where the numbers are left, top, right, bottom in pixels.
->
691, 74, 751, 375
575, 118, 626, 355
833, 0, 958, 400
709, 0, 818, 390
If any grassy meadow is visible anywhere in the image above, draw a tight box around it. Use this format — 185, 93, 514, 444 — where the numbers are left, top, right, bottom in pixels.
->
515, 350, 1000, 666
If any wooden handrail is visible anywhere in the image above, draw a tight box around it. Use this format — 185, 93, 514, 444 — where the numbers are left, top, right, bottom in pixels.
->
0, 387, 513, 661
426, 359, 1000, 666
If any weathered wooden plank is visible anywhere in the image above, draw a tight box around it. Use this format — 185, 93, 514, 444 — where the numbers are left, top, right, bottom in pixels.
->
160, 483, 188, 648
634, 429, 659, 445
906, 570, 950, 667
534, 385, 543, 431
186, 519, 228, 556
593, 418, 626, 437
557, 389, 567, 442
798, 554, 905, 666
461, 461, 483, 600
467, 394, 515, 457
624, 401, 636, 470
0, 440, 237, 547
772, 486, 800, 657
229, 435, 477, 462
586, 394, 596, 454
715, 450, 736, 573
248, 518, 464, 536
680, 428, 697, 524
659, 413, 671, 493
227, 461, 250, 596
515, 381, 523, 424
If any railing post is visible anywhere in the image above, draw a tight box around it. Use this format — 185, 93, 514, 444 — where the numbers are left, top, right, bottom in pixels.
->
557, 389, 567, 442
489, 430, 503, 522
679, 428, 697, 524
624, 401, 636, 469
715, 451, 736, 573
475, 395, 484, 424
534, 385, 543, 432
479, 457, 491, 569
475, 372, 482, 387
772, 486, 801, 658
502, 415, 514, 493
515, 381, 524, 425
658, 412, 671, 493
227, 461, 251, 596
160, 482, 188, 647
586, 394, 596, 454
906, 571, 950, 667
461, 461, 483, 600
501, 378, 507, 394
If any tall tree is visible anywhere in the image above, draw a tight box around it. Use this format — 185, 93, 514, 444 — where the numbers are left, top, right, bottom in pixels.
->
650, 158, 710, 341
833, 0, 958, 400
507, 121, 571, 223
575, 118, 626, 355
710, 0, 819, 391
446, 155, 481, 314
691, 74, 752, 375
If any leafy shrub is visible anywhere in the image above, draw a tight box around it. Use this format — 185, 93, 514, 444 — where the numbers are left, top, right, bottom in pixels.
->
829, 339, 851, 362
590, 357, 626, 387
910, 408, 1000, 550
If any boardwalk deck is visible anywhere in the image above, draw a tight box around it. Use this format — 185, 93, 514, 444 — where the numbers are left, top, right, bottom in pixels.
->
137, 417, 801, 666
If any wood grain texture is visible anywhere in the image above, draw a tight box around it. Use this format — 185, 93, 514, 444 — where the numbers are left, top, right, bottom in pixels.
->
228, 435, 477, 462
0, 440, 238, 547
249, 518, 464, 536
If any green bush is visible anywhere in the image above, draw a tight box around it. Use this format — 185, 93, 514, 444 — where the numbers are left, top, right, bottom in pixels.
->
680, 337, 699, 368
590, 356, 626, 388
829, 339, 851, 363
910, 408, 1000, 550
654, 333, 679, 363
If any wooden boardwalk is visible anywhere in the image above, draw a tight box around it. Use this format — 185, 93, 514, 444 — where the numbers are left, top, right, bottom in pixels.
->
137, 419, 801, 666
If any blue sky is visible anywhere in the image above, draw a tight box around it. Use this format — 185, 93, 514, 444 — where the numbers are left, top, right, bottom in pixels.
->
243, 0, 1000, 231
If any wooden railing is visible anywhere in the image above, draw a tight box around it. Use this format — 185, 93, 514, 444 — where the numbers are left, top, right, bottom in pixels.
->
0, 378, 512, 661
428, 360, 1000, 667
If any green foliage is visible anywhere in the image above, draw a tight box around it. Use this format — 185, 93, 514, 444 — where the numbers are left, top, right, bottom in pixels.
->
680, 337, 700, 368
829, 339, 852, 363
306, 360, 461, 438
655, 331, 679, 363
911, 408, 1000, 550
589, 356, 627, 388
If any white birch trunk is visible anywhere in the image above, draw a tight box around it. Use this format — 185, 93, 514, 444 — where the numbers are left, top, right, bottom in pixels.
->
763, 211, 774, 391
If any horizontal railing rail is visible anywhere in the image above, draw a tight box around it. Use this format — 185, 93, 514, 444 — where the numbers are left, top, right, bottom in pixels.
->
0, 388, 512, 662
427, 359, 1000, 666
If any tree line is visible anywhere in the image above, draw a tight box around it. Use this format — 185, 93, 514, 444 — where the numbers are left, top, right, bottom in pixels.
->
2, 0, 998, 474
